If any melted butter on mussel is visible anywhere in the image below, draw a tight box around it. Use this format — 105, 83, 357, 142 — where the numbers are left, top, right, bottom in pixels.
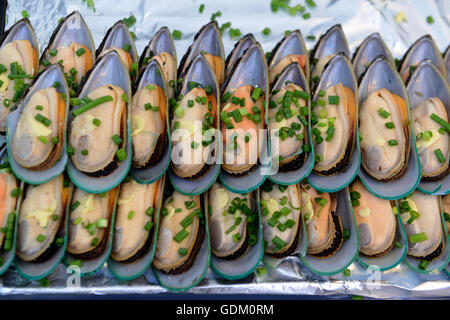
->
400, 191, 443, 260
0, 171, 18, 248
149, 52, 176, 99
261, 183, 301, 257
111, 178, 159, 262
269, 84, 307, 169
300, 183, 342, 257
16, 174, 68, 262
99, 48, 132, 72
350, 180, 396, 257
171, 87, 217, 179
208, 182, 250, 259
360, 88, 409, 181
269, 54, 307, 84
412, 97, 449, 181
67, 187, 116, 257
221, 85, 265, 175
45, 42, 93, 84
313, 83, 356, 175
69, 84, 126, 175
131, 84, 166, 168
0, 40, 38, 131
11, 87, 65, 170
153, 191, 203, 274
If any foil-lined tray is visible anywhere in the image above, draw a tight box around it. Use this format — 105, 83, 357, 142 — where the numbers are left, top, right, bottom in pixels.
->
1, 0, 449, 299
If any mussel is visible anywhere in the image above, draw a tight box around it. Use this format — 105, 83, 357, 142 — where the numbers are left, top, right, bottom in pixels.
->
96, 20, 138, 79
66, 187, 117, 259
39, 11, 95, 96
407, 60, 449, 182
350, 180, 396, 257
139, 27, 177, 99
16, 174, 69, 262
260, 181, 301, 257
207, 182, 258, 259
0, 168, 18, 252
0, 19, 39, 132
170, 54, 218, 179
111, 177, 160, 262
10, 77, 66, 171
311, 55, 357, 176
299, 182, 343, 257
269, 62, 311, 171
153, 190, 204, 274
399, 35, 447, 83
131, 59, 168, 169
310, 24, 350, 83
178, 21, 225, 86
221, 43, 267, 176
268, 30, 309, 83
399, 191, 444, 261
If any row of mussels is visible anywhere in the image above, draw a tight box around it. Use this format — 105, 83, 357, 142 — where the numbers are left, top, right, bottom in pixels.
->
0, 12, 448, 290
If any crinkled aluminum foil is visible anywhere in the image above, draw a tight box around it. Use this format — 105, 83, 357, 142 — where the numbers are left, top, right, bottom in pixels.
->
2, 0, 450, 299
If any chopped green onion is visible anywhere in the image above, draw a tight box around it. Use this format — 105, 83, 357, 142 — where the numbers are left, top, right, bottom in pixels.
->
409, 232, 428, 243
434, 148, 445, 163
75, 47, 85, 57
73, 95, 113, 117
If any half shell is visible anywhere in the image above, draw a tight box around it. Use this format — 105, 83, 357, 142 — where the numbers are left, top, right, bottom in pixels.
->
139, 27, 177, 99
66, 186, 118, 259
352, 33, 395, 81
299, 182, 343, 258
0, 18, 39, 132
16, 174, 69, 262
39, 11, 95, 95
178, 21, 225, 86
399, 35, 447, 83
268, 30, 309, 83
350, 179, 396, 256
111, 177, 160, 262
153, 190, 204, 274
260, 181, 301, 257
407, 60, 450, 185
96, 20, 138, 80
310, 24, 350, 83
399, 191, 443, 261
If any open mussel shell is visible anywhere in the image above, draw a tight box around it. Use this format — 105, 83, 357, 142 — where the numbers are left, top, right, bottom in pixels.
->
206, 185, 263, 280
298, 187, 360, 276
168, 54, 221, 195
108, 175, 165, 281
268, 63, 314, 185
399, 35, 447, 83
268, 29, 310, 83
66, 50, 132, 194
7, 63, 69, 185
403, 193, 450, 274
139, 27, 177, 100
0, 148, 23, 276
444, 45, 450, 83
407, 60, 450, 195
310, 24, 350, 83
152, 183, 210, 291
0, 18, 39, 133
352, 33, 395, 81
15, 175, 71, 280
224, 33, 256, 80
178, 21, 225, 87
130, 59, 171, 184
353, 182, 408, 271
39, 11, 95, 86
307, 54, 361, 192
96, 20, 138, 79
219, 43, 271, 194
358, 57, 421, 199
63, 186, 119, 277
